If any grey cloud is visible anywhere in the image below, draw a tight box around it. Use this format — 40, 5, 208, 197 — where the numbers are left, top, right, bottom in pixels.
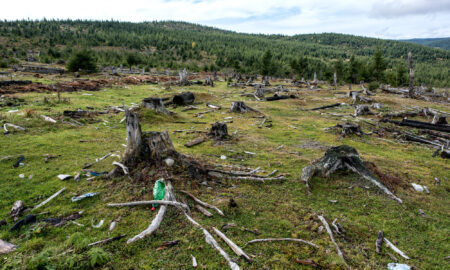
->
370, 0, 450, 18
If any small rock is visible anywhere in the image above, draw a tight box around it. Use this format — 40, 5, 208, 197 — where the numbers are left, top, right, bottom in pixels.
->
328, 200, 338, 203
220, 155, 227, 160
164, 158, 174, 167
18, 174, 25, 178
57, 174, 73, 180
419, 209, 426, 217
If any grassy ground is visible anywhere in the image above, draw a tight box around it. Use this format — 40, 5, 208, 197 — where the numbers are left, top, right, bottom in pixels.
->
0, 74, 449, 269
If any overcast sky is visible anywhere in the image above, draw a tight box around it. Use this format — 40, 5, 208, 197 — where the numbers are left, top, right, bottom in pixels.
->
1, 0, 449, 39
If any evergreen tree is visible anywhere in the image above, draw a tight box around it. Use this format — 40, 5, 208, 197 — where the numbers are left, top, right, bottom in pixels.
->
261, 49, 273, 76
66, 50, 98, 73
372, 46, 386, 81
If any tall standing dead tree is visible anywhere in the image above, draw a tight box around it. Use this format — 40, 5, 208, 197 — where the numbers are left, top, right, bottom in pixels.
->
408, 52, 415, 98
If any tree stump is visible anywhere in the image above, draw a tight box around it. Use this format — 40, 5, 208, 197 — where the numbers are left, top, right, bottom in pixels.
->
254, 87, 265, 100
432, 115, 447, 125
173, 92, 195, 106
408, 52, 415, 98
205, 76, 214, 86
179, 68, 189, 86
230, 101, 255, 113
209, 122, 229, 140
335, 122, 364, 137
301, 145, 402, 203
142, 98, 171, 115
354, 105, 374, 116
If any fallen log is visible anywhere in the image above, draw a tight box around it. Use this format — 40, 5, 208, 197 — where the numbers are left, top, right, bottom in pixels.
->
382, 119, 450, 133
266, 94, 296, 101
213, 227, 252, 262
184, 137, 205, 147
310, 103, 345, 111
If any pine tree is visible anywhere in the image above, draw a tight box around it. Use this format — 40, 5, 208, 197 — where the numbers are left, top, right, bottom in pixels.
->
372, 46, 386, 82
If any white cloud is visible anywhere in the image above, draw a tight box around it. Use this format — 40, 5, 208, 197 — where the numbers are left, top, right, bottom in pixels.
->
1, 0, 449, 39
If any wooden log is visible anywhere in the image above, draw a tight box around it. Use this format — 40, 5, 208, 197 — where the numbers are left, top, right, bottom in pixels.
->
383, 119, 450, 133
318, 215, 348, 266
310, 103, 345, 111
184, 137, 205, 147
213, 227, 252, 262
41, 115, 57, 123
33, 187, 66, 211
246, 238, 318, 249
180, 190, 224, 216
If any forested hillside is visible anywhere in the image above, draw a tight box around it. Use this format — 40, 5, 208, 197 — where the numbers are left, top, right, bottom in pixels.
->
0, 20, 449, 87
401, 37, 450, 50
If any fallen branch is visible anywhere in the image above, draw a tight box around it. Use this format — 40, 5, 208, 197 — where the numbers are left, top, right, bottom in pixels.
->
112, 161, 129, 175
246, 238, 318, 249
376, 230, 383, 254
108, 200, 188, 211
41, 115, 57, 123
83, 152, 112, 169
33, 187, 66, 211
184, 213, 240, 270
384, 238, 410, 260
127, 182, 173, 244
318, 215, 348, 267
213, 227, 252, 262
195, 205, 213, 217
88, 235, 126, 247
180, 190, 224, 216
208, 171, 285, 182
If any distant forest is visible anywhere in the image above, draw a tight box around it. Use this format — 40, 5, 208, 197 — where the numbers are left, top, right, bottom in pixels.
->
0, 20, 449, 87
401, 37, 450, 50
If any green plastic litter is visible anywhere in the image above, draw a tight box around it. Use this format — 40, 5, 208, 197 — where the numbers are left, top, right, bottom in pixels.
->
152, 179, 166, 208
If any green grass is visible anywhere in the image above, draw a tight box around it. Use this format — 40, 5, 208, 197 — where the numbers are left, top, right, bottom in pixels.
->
1, 75, 449, 269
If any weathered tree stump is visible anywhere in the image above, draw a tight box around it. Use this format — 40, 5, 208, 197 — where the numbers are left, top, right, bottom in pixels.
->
179, 68, 190, 86
301, 145, 402, 203
254, 87, 265, 100
229, 101, 256, 113
354, 105, 374, 116
334, 122, 364, 137
432, 115, 447, 125
205, 76, 214, 86
142, 97, 171, 115
209, 122, 229, 140
173, 92, 195, 106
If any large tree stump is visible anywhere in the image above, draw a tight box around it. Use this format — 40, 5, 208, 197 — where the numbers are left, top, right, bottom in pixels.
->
301, 145, 402, 203
179, 68, 189, 86
173, 92, 195, 106
354, 105, 374, 116
209, 122, 229, 140
230, 101, 256, 113
142, 98, 171, 115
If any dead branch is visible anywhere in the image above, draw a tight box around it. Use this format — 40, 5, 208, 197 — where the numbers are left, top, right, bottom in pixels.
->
195, 205, 213, 217
208, 171, 285, 182
376, 230, 383, 254
384, 238, 410, 260
318, 215, 348, 267
33, 187, 66, 211
246, 238, 318, 249
127, 181, 174, 244
213, 227, 252, 262
88, 235, 126, 247
83, 152, 112, 169
108, 200, 189, 211
180, 190, 224, 216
